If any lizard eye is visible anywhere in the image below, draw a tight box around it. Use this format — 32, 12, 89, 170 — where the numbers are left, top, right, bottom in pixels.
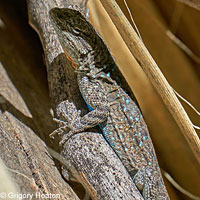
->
73, 28, 81, 34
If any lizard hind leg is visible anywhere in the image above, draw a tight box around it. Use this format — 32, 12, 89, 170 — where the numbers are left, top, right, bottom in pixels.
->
133, 168, 145, 193
133, 167, 156, 199
134, 167, 167, 200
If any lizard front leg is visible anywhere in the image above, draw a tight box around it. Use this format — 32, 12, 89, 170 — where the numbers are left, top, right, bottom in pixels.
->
52, 73, 111, 145
51, 99, 109, 145
60, 104, 109, 145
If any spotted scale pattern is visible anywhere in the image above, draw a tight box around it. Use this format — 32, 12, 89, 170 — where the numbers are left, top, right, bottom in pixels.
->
76, 70, 169, 200
49, 7, 170, 200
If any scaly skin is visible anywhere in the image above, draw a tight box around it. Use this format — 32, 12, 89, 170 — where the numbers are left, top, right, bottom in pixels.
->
49, 7, 170, 200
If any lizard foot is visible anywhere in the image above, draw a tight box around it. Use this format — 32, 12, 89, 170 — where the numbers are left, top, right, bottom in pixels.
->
50, 100, 86, 145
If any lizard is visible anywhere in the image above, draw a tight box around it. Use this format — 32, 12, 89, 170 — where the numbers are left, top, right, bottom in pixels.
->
49, 7, 170, 200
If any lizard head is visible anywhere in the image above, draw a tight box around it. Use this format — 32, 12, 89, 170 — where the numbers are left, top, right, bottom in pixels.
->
49, 7, 95, 68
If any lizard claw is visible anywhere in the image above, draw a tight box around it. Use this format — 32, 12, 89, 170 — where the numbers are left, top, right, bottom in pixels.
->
59, 130, 78, 146
49, 129, 63, 138
49, 124, 71, 138
53, 117, 68, 126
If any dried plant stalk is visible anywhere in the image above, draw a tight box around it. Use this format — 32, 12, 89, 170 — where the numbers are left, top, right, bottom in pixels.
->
99, 0, 200, 163
177, 0, 200, 10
